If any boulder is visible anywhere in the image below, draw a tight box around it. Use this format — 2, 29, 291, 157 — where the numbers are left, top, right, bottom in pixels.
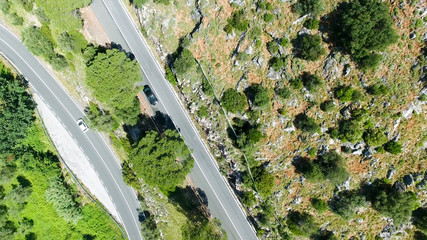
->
393, 181, 406, 192
403, 174, 414, 186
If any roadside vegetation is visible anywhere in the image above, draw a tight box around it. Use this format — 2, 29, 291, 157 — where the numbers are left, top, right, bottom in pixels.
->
0, 61, 123, 239
128, 0, 427, 238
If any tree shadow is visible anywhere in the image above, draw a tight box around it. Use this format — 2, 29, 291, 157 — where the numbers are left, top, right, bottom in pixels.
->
168, 186, 208, 221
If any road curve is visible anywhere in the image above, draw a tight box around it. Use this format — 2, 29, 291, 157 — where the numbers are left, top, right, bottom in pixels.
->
90, 1, 258, 239
0, 24, 142, 240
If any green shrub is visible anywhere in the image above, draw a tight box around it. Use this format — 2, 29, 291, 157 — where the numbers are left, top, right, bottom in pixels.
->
295, 34, 326, 61
85, 103, 116, 132
245, 84, 270, 108
269, 57, 286, 70
121, 161, 139, 189
290, 77, 303, 89
383, 141, 402, 154
334, 85, 354, 102
293, 0, 324, 16
10, 13, 24, 26
264, 13, 274, 22
330, 0, 398, 69
367, 83, 388, 96
286, 211, 318, 237
330, 190, 366, 219
267, 41, 279, 55
132, 0, 148, 8
419, 94, 427, 101
320, 100, 335, 112
22, 27, 55, 57
226, 10, 249, 32
221, 88, 247, 113
363, 128, 388, 147
280, 38, 289, 47
48, 54, 68, 70
275, 87, 291, 100
243, 166, 274, 198
412, 207, 427, 233
0, 0, 10, 14
165, 65, 177, 86
57, 31, 88, 53
294, 113, 320, 134
304, 18, 320, 29
311, 198, 328, 213
301, 73, 323, 92
230, 118, 263, 148
241, 191, 257, 207
197, 106, 209, 118
173, 49, 195, 75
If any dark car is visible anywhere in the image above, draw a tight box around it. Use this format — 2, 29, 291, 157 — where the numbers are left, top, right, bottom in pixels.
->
143, 85, 158, 105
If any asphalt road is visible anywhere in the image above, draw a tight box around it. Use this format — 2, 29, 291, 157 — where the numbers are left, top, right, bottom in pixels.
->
0, 25, 143, 240
90, 1, 258, 239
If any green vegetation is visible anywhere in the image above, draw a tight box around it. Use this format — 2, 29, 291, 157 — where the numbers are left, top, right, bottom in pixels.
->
85, 49, 142, 124
286, 211, 318, 237
367, 179, 416, 225
304, 18, 320, 30
363, 128, 388, 147
245, 84, 270, 108
334, 85, 361, 102
412, 207, 427, 233
320, 100, 335, 112
173, 49, 195, 76
165, 65, 178, 85
132, 0, 148, 8
295, 34, 326, 61
311, 198, 328, 214
243, 165, 274, 199
221, 88, 247, 113
224, 10, 249, 33
333, 109, 372, 143
295, 151, 349, 184
85, 102, 117, 132
293, 0, 324, 16
57, 31, 88, 53
294, 113, 320, 134
0, 62, 122, 239
230, 118, 263, 149
269, 57, 287, 71
330, 190, 366, 219
301, 73, 323, 92
331, 0, 398, 69
275, 87, 291, 100
130, 130, 194, 193
383, 141, 402, 154
367, 83, 388, 96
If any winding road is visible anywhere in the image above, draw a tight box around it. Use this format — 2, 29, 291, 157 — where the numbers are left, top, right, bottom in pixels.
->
0, 24, 143, 240
90, 0, 258, 239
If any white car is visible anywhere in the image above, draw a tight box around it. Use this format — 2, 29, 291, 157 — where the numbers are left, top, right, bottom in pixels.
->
77, 118, 88, 132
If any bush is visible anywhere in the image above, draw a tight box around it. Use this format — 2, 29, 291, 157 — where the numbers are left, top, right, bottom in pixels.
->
290, 77, 303, 89
295, 34, 326, 61
293, 0, 324, 16
330, 0, 398, 69
132, 0, 148, 8
226, 10, 249, 32
85, 103, 116, 132
367, 179, 416, 225
286, 211, 318, 237
363, 128, 388, 147
10, 13, 24, 26
264, 13, 274, 22
0, 0, 10, 14
412, 207, 427, 233
47, 54, 68, 70
334, 85, 355, 102
241, 191, 257, 207
320, 100, 335, 112
275, 87, 291, 100
269, 57, 286, 70
197, 106, 209, 118
245, 84, 270, 108
267, 41, 279, 55
367, 83, 388, 96
280, 38, 289, 47
383, 141, 402, 154
304, 18, 320, 29
231, 119, 263, 148
165, 65, 177, 86
22, 27, 55, 57
311, 198, 328, 213
301, 73, 323, 92
330, 190, 366, 219
57, 31, 88, 53
294, 114, 320, 134
122, 161, 139, 189
243, 165, 274, 198
221, 88, 247, 113
173, 49, 195, 75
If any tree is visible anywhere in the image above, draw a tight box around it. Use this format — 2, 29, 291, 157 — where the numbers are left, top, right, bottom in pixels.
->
334, 85, 355, 102
173, 49, 195, 75
0, 221, 17, 240
122, 161, 139, 189
221, 88, 247, 113
367, 180, 416, 225
286, 211, 318, 237
0, 76, 35, 154
45, 177, 82, 224
384, 141, 402, 154
243, 165, 274, 198
224, 10, 249, 33
86, 49, 142, 124
413, 207, 427, 233
241, 191, 256, 207
0, 1, 10, 14
22, 27, 55, 57
293, 0, 324, 16
330, 0, 398, 69
317, 151, 349, 184
269, 57, 286, 71
85, 103, 116, 132
367, 83, 388, 96
301, 73, 323, 92
363, 128, 388, 147
294, 113, 320, 134
320, 100, 335, 112
330, 190, 366, 219
130, 130, 194, 193
295, 34, 326, 61
165, 65, 177, 86
231, 118, 263, 149
57, 31, 88, 53
245, 84, 270, 108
